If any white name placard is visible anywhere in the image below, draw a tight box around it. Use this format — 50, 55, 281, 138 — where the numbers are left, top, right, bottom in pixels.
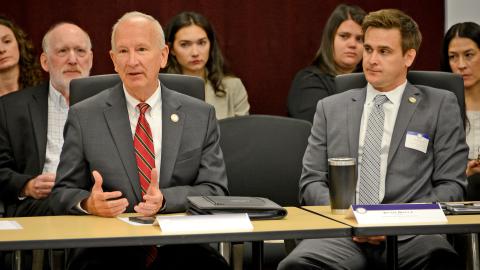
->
346, 203, 447, 225
0, 221, 22, 230
156, 213, 253, 234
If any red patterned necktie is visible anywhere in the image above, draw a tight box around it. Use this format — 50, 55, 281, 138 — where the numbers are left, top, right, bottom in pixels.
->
134, 103, 158, 267
133, 102, 155, 196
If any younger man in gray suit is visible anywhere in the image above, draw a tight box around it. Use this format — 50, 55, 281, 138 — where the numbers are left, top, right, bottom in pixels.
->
51, 12, 229, 269
278, 9, 467, 270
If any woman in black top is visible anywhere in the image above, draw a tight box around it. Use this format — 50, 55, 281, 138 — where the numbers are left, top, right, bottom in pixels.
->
287, 4, 366, 122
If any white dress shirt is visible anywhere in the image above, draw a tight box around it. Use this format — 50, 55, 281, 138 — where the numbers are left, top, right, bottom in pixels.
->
466, 111, 480, 159
43, 82, 69, 173
356, 81, 407, 203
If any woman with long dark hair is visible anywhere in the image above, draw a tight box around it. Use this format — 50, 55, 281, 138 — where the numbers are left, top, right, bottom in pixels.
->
164, 11, 250, 119
287, 4, 366, 123
441, 22, 480, 177
0, 16, 42, 95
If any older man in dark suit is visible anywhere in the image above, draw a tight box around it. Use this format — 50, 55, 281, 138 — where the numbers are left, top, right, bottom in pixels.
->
50, 12, 229, 269
0, 22, 93, 217
0, 22, 92, 270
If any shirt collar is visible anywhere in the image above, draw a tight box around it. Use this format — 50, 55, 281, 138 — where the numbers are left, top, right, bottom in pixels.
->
123, 79, 162, 113
365, 80, 407, 106
48, 81, 68, 109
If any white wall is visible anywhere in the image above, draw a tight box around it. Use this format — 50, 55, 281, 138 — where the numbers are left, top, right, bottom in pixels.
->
445, 0, 480, 32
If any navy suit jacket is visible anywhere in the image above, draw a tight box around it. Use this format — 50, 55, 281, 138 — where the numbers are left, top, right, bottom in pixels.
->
0, 83, 51, 216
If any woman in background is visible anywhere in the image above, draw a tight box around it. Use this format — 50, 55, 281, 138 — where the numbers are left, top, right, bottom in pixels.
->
441, 22, 480, 177
164, 11, 250, 120
0, 16, 42, 96
287, 4, 366, 123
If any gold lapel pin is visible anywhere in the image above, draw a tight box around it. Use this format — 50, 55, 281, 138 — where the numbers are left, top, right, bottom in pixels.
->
408, 97, 416, 104
170, 113, 179, 123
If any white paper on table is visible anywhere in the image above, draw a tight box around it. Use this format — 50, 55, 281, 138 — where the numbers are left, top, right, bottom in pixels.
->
156, 213, 253, 234
346, 203, 447, 225
0, 221, 22, 230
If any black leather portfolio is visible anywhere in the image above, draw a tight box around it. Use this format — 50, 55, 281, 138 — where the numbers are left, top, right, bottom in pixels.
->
440, 202, 480, 215
187, 196, 288, 220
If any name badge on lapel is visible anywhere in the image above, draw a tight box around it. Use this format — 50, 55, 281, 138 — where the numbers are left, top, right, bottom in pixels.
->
405, 131, 429, 153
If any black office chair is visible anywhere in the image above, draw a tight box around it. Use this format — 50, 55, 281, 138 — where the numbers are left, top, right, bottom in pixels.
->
219, 115, 312, 269
335, 71, 465, 125
467, 174, 480, 201
219, 115, 311, 206
69, 73, 205, 105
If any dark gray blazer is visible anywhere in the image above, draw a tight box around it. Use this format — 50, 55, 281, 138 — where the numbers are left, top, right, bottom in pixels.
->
51, 83, 228, 214
0, 83, 51, 217
300, 82, 468, 205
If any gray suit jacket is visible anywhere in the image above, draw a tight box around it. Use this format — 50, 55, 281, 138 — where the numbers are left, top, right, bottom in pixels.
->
300, 82, 468, 205
51, 84, 228, 214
